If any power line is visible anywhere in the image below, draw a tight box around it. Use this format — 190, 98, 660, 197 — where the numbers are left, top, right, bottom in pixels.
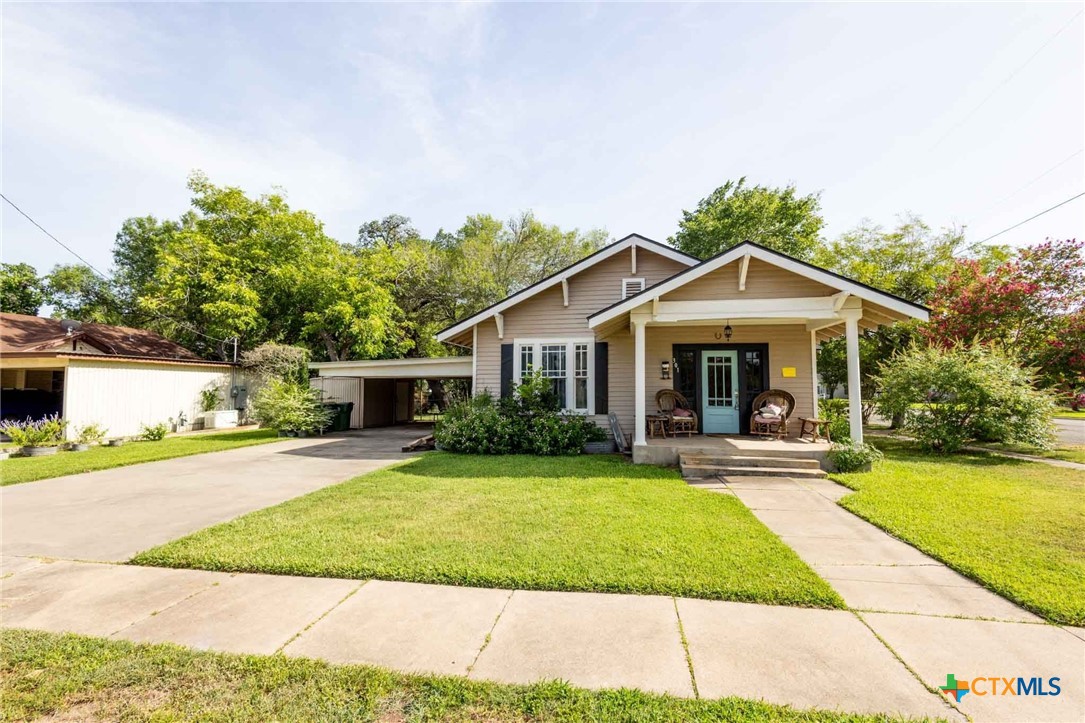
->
932, 8, 1083, 150
969, 147, 1084, 222
976, 191, 1085, 244
1, 192, 235, 346
2, 193, 111, 279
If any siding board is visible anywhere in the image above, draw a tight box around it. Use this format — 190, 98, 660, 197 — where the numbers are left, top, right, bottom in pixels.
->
606, 324, 815, 438
473, 247, 686, 397
63, 359, 235, 439
473, 251, 832, 441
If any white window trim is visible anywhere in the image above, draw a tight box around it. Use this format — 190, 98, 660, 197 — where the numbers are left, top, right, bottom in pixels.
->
622, 277, 646, 299
513, 336, 595, 414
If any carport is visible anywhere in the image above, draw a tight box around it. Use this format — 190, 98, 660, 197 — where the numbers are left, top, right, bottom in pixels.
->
309, 357, 472, 429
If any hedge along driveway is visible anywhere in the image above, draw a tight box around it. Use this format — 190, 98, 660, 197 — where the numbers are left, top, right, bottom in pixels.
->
135, 453, 844, 609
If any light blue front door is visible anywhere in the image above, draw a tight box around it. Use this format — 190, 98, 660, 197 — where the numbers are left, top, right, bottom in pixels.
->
701, 350, 739, 434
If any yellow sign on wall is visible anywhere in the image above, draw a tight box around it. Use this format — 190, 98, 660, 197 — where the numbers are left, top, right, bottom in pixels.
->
782, 367, 797, 378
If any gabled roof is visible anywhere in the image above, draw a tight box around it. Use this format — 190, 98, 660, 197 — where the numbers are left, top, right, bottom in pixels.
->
435, 234, 698, 342
0, 313, 208, 361
587, 240, 930, 327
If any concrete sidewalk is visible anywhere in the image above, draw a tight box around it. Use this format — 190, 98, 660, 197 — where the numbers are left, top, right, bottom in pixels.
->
691, 474, 1085, 723
3, 555, 1082, 722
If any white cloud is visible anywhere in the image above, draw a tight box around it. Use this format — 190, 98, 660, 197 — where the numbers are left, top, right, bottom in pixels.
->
3, 6, 375, 251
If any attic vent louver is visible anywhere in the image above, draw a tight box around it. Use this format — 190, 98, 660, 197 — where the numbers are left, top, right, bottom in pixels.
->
621, 278, 645, 299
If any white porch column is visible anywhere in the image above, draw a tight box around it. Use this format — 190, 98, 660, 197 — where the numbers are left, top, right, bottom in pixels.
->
633, 319, 647, 447
841, 309, 863, 443
809, 330, 819, 419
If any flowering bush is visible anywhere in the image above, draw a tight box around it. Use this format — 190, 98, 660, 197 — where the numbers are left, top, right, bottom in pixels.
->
0, 414, 67, 448
828, 442, 884, 472
435, 380, 606, 456
249, 379, 333, 434
927, 238, 1085, 393
876, 344, 1055, 453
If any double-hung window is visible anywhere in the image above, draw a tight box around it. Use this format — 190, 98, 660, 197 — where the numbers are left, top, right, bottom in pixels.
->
514, 338, 594, 413
540, 344, 567, 403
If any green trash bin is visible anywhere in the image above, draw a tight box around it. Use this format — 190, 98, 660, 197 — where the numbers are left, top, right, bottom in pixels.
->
321, 402, 354, 433
336, 402, 354, 431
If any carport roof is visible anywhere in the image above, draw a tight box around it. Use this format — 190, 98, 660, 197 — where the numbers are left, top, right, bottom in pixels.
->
311, 356, 472, 379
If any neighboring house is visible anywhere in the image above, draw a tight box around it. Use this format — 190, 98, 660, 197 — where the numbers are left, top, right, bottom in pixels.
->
0, 313, 237, 438
437, 234, 929, 463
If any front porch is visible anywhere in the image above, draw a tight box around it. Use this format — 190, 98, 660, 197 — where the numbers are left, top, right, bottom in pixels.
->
639, 433, 831, 468
587, 245, 931, 465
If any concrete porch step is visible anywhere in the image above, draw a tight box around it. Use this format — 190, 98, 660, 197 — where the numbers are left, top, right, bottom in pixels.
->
681, 464, 827, 479
680, 454, 822, 470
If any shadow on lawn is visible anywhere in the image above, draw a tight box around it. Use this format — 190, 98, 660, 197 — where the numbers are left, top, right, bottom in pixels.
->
274, 440, 415, 461
392, 452, 678, 480
871, 437, 1034, 468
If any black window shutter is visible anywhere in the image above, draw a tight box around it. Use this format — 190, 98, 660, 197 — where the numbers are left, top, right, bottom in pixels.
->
500, 343, 514, 398
594, 342, 608, 414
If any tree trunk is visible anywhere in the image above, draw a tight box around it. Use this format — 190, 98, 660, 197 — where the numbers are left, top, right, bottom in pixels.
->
320, 332, 341, 362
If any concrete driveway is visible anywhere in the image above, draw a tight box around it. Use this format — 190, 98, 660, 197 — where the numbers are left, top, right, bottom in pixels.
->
0, 425, 429, 562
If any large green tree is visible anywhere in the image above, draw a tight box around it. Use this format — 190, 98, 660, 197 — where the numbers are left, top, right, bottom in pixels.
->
815, 216, 1011, 415
814, 215, 1010, 302
121, 172, 405, 361
356, 211, 607, 357
43, 264, 122, 324
670, 177, 825, 260
0, 262, 46, 315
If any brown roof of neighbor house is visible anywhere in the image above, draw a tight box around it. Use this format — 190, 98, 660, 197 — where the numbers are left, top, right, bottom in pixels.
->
0, 313, 206, 361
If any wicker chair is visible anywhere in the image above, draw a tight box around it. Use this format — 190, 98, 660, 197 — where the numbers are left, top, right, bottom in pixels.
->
750, 390, 796, 439
655, 389, 699, 436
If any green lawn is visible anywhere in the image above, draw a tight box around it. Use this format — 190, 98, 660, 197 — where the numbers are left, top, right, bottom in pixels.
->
832, 439, 1085, 625
0, 429, 279, 486
134, 453, 842, 609
1, 630, 921, 723
1054, 408, 1085, 419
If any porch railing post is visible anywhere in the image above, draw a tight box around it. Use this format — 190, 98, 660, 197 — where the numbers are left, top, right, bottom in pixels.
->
841, 309, 863, 444
633, 319, 647, 447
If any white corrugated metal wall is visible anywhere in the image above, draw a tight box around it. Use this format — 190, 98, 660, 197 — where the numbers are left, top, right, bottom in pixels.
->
63, 359, 234, 439
309, 376, 363, 428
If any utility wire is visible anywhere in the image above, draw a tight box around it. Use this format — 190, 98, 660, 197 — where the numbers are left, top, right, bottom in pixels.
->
2, 193, 112, 279
969, 148, 1084, 222
1, 192, 236, 346
932, 8, 1083, 150
975, 191, 1085, 244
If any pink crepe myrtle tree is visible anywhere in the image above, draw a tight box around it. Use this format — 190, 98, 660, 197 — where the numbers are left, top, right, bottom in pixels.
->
927, 238, 1084, 396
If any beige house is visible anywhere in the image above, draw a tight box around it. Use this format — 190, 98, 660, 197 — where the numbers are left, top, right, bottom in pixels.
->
437, 234, 929, 463
1, 313, 238, 439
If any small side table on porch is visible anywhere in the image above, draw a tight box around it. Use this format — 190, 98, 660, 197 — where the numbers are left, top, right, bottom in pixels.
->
670, 415, 696, 437
798, 417, 831, 443
647, 414, 669, 439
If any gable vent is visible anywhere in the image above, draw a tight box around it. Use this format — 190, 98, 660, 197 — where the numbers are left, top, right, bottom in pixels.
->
622, 278, 646, 299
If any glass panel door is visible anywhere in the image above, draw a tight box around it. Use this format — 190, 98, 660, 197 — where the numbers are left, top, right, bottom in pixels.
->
701, 350, 740, 433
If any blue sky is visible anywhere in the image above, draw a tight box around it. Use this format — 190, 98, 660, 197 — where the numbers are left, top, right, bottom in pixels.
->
3, 2, 1082, 275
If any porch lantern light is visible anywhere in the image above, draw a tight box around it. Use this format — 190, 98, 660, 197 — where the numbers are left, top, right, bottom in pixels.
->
723, 321, 733, 341
660, 359, 671, 380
